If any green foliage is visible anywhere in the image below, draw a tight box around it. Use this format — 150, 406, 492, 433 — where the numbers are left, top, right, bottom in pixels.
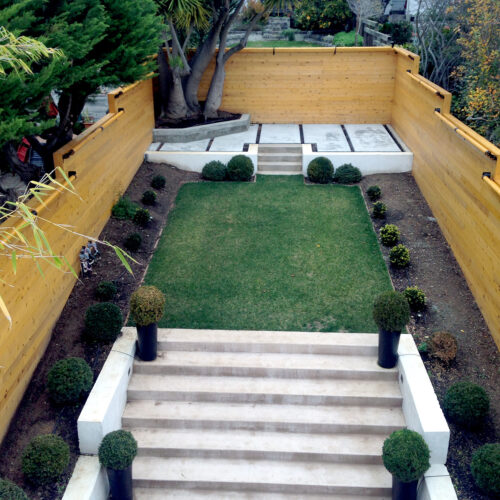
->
202, 160, 227, 181
294, 0, 352, 33
429, 331, 457, 364
142, 190, 157, 206
124, 232, 142, 252
134, 208, 151, 227
98, 430, 137, 470
112, 196, 138, 220
381, 21, 413, 45
130, 286, 166, 326
47, 357, 93, 405
227, 155, 254, 181
282, 29, 296, 41
366, 185, 381, 201
382, 429, 430, 482
22, 434, 69, 485
151, 175, 166, 189
389, 244, 410, 268
307, 157, 334, 184
372, 201, 387, 218
418, 341, 428, 354
470, 443, 500, 496
0, 478, 29, 500
404, 286, 426, 312
333, 30, 363, 47
444, 382, 490, 428
379, 224, 400, 247
84, 302, 123, 343
334, 164, 362, 184
373, 291, 410, 332
95, 281, 118, 301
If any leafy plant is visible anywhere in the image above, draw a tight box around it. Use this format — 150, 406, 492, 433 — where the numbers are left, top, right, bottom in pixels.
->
124, 232, 142, 252
333, 163, 362, 184
282, 28, 296, 41
379, 224, 400, 247
130, 286, 166, 326
470, 443, 500, 496
134, 208, 151, 227
95, 281, 117, 301
373, 291, 410, 332
202, 160, 227, 181
382, 429, 430, 482
444, 381, 490, 428
0, 478, 29, 500
380, 21, 413, 45
141, 190, 157, 206
98, 430, 137, 470
418, 341, 428, 354
22, 434, 69, 485
390, 244, 410, 268
112, 196, 138, 220
84, 303, 123, 343
429, 331, 457, 364
372, 201, 387, 218
47, 357, 93, 405
307, 157, 334, 184
366, 185, 381, 201
151, 175, 166, 189
404, 286, 426, 312
227, 155, 254, 181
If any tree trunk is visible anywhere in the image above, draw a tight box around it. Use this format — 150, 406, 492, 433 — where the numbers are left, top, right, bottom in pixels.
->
166, 70, 189, 121
203, 58, 226, 119
355, 17, 360, 46
157, 46, 172, 120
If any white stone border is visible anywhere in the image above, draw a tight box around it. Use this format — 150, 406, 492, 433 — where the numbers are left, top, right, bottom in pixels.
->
62, 455, 109, 500
418, 465, 458, 500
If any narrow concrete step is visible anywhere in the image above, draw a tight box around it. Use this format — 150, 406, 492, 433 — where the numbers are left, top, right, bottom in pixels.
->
158, 329, 380, 356
258, 144, 302, 154
258, 161, 302, 172
132, 457, 392, 495
133, 351, 397, 381
259, 152, 302, 162
128, 427, 385, 464
258, 171, 304, 175
127, 374, 402, 406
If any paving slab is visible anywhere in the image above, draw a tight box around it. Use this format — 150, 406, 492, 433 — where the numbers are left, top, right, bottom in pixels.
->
160, 139, 210, 152
260, 124, 301, 143
302, 125, 350, 152
148, 142, 161, 151
344, 124, 400, 152
210, 125, 259, 151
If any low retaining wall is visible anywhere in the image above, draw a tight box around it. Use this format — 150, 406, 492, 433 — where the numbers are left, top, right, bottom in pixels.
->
62, 455, 108, 500
418, 465, 458, 500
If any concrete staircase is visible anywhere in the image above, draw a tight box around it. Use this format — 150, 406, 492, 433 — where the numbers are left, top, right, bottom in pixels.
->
258, 144, 303, 174
262, 16, 291, 40
123, 329, 404, 499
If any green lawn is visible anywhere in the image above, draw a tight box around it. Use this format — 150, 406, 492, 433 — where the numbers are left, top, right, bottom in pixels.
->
334, 30, 363, 47
144, 176, 392, 332
244, 40, 322, 47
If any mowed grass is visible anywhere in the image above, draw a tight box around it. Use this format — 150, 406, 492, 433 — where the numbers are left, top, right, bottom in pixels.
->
144, 175, 392, 332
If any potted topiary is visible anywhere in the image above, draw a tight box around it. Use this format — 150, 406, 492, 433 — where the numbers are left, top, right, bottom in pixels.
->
382, 429, 430, 500
373, 291, 410, 368
98, 430, 137, 500
130, 285, 166, 361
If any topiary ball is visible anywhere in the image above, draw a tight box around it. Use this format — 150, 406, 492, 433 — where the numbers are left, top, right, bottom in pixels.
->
130, 286, 166, 326
307, 157, 334, 184
22, 435, 69, 485
227, 155, 254, 181
366, 185, 382, 201
382, 429, 430, 482
372, 201, 387, 219
151, 175, 166, 190
0, 478, 29, 500
404, 286, 426, 312
470, 443, 500, 496
84, 302, 123, 343
98, 430, 137, 470
379, 224, 401, 247
444, 382, 490, 428
390, 244, 410, 268
124, 232, 142, 252
334, 163, 362, 184
134, 208, 151, 227
202, 160, 227, 181
429, 331, 457, 364
141, 190, 157, 206
95, 281, 117, 301
47, 357, 93, 405
373, 291, 410, 332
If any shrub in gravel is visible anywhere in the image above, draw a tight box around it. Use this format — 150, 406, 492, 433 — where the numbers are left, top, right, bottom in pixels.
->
379, 224, 400, 247
366, 185, 382, 201
98, 430, 137, 470
470, 443, 500, 496
133, 208, 151, 227
333, 163, 362, 184
372, 201, 387, 219
111, 196, 138, 220
84, 302, 123, 343
307, 157, 334, 184
389, 244, 410, 268
0, 478, 29, 500
227, 155, 254, 181
124, 232, 142, 252
22, 434, 69, 485
373, 291, 410, 332
444, 381, 490, 428
202, 160, 227, 181
47, 357, 93, 405
429, 331, 457, 364
151, 175, 166, 190
404, 286, 426, 312
95, 281, 117, 301
141, 190, 157, 206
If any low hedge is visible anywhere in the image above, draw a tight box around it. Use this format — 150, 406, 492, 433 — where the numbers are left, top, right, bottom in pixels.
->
470, 443, 500, 496
366, 185, 381, 201
141, 190, 157, 205
404, 286, 426, 312
202, 160, 227, 181
334, 163, 362, 184
389, 244, 410, 268
0, 479, 29, 500
444, 381, 490, 428
111, 196, 138, 220
84, 302, 123, 343
124, 232, 142, 252
372, 201, 387, 219
95, 281, 117, 301
227, 155, 253, 181
379, 224, 400, 247
134, 208, 151, 227
307, 157, 334, 184
47, 357, 93, 405
151, 175, 166, 189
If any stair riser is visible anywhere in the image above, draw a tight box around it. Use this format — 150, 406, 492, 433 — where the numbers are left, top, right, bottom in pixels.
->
258, 154, 302, 162
258, 146, 302, 154
258, 163, 302, 172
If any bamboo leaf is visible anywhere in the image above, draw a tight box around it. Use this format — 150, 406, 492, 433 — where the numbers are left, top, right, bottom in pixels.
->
0, 295, 12, 328
113, 246, 134, 275
11, 250, 16, 274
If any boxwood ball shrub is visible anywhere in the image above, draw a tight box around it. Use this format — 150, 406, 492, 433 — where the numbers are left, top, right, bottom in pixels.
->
22, 434, 69, 485
366, 185, 382, 201
307, 157, 334, 184
47, 357, 93, 405
141, 190, 157, 206
95, 281, 117, 301
444, 381, 490, 428
98, 430, 137, 470
151, 174, 166, 190
429, 331, 457, 364
0, 479, 29, 500
334, 163, 362, 184
111, 196, 138, 220
202, 160, 227, 181
134, 207, 151, 227
379, 224, 400, 247
382, 429, 430, 482
470, 443, 500, 496
84, 302, 123, 343
227, 155, 254, 181
130, 286, 166, 326
404, 286, 426, 312
124, 232, 142, 252
372, 201, 387, 219
390, 244, 410, 268
373, 291, 410, 332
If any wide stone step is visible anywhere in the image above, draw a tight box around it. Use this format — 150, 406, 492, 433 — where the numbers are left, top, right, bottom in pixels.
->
259, 153, 302, 162
128, 427, 385, 464
258, 144, 302, 154
258, 161, 302, 172
132, 457, 392, 496
133, 351, 397, 381
158, 329, 380, 356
